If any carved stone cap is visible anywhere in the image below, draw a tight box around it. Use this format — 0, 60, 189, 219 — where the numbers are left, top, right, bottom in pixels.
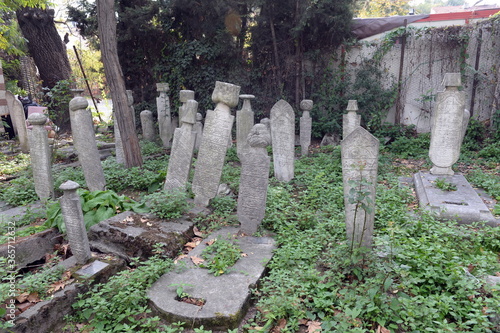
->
196, 112, 203, 121
239, 94, 255, 100
180, 90, 195, 103
156, 83, 169, 92
181, 100, 198, 124
27, 112, 47, 125
59, 180, 80, 191
300, 99, 313, 112
69, 96, 89, 111
442, 73, 461, 88
141, 110, 152, 115
346, 100, 358, 111
212, 81, 241, 107
247, 123, 271, 148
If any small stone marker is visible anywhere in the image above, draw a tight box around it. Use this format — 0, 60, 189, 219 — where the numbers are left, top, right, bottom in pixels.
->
69, 90, 106, 191
59, 180, 91, 264
193, 112, 204, 150
179, 90, 195, 126
113, 115, 125, 165
270, 100, 295, 182
156, 83, 173, 147
27, 112, 54, 201
299, 99, 313, 156
236, 94, 255, 157
342, 100, 361, 140
140, 110, 155, 141
238, 124, 271, 235
164, 100, 198, 191
192, 81, 240, 206
126, 90, 136, 127
5, 91, 29, 152
341, 126, 379, 249
429, 73, 466, 176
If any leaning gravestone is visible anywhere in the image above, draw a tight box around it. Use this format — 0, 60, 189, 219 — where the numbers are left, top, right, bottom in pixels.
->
5, 91, 29, 152
270, 100, 295, 182
237, 124, 271, 235
192, 81, 240, 206
179, 90, 195, 127
59, 180, 92, 264
193, 112, 204, 150
27, 113, 54, 201
140, 110, 156, 142
164, 100, 198, 191
156, 83, 173, 147
429, 73, 466, 176
343, 100, 361, 140
236, 94, 255, 157
69, 90, 106, 191
341, 126, 379, 249
299, 99, 313, 156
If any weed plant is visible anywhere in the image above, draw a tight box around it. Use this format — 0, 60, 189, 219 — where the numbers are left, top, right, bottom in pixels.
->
142, 189, 190, 219
0, 175, 38, 206
200, 237, 242, 276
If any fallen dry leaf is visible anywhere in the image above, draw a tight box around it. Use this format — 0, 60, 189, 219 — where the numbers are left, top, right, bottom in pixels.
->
190, 256, 205, 265
27, 292, 41, 303
61, 270, 72, 281
241, 253, 248, 257
205, 238, 216, 246
185, 242, 198, 248
140, 216, 148, 223
306, 320, 321, 333
174, 254, 187, 264
16, 292, 29, 303
299, 318, 308, 325
193, 226, 203, 237
376, 325, 390, 333
121, 216, 133, 224
271, 318, 287, 333
495, 272, 500, 277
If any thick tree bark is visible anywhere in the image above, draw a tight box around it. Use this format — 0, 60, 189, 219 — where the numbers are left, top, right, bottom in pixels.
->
16, 7, 73, 132
97, 0, 143, 168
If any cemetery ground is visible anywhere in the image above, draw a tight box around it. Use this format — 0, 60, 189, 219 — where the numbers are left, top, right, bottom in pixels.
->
0, 126, 499, 333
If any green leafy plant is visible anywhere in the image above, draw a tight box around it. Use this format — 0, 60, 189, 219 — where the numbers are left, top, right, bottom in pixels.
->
210, 195, 236, 217
45, 189, 147, 232
0, 175, 38, 206
142, 189, 190, 219
169, 283, 194, 299
200, 237, 242, 276
434, 178, 457, 191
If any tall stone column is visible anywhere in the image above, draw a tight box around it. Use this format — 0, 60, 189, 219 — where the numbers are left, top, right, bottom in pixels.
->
27, 113, 54, 201
429, 73, 466, 176
193, 112, 204, 150
179, 90, 195, 127
140, 110, 155, 142
156, 83, 173, 147
236, 94, 255, 157
69, 89, 106, 191
192, 81, 240, 206
343, 100, 361, 140
59, 180, 91, 264
270, 100, 295, 182
299, 99, 313, 156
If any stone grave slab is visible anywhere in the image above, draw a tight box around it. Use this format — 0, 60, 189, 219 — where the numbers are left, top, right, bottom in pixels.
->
88, 211, 194, 261
148, 227, 275, 330
413, 171, 498, 226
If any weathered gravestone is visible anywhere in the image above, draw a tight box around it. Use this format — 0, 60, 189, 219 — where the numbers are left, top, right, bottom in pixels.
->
164, 100, 198, 191
341, 126, 379, 249
126, 90, 136, 127
193, 112, 204, 150
343, 100, 361, 140
140, 110, 156, 142
299, 99, 313, 156
156, 83, 173, 147
260, 118, 271, 145
59, 180, 92, 264
5, 91, 29, 152
270, 100, 295, 182
192, 81, 240, 206
179, 90, 195, 126
69, 90, 106, 191
27, 113, 54, 201
237, 124, 271, 235
236, 94, 255, 157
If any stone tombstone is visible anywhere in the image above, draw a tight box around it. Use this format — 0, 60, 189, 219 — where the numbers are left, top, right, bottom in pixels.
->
194, 112, 204, 150
59, 181, 91, 264
260, 118, 271, 145
342, 100, 361, 140
299, 99, 313, 156
429, 73, 466, 176
126, 90, 136, 127
140, 110, 155, 141
27, 113, 54, 201
237, 124, 271, 235
341, 126, 379, 249
178, 90, 195, 127
192, 81, 240, 206
270, 100, 295, 182
236, 94, 255, 157
5, 91, 29, 152
156, 83, 173, 147
69, 90, 106, 192
164, 100, 198, 191
113, 112, 125, 165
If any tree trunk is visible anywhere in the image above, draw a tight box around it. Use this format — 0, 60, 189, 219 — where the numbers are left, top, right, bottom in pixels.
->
97, 0, 143, 168
16, 7, 73, 132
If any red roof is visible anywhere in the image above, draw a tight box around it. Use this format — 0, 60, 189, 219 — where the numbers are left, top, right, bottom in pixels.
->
417, 8, 500, 22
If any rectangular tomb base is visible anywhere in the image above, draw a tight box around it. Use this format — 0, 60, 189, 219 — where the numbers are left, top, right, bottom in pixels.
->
413, 171, 498, 226
147, 227, 276, 331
